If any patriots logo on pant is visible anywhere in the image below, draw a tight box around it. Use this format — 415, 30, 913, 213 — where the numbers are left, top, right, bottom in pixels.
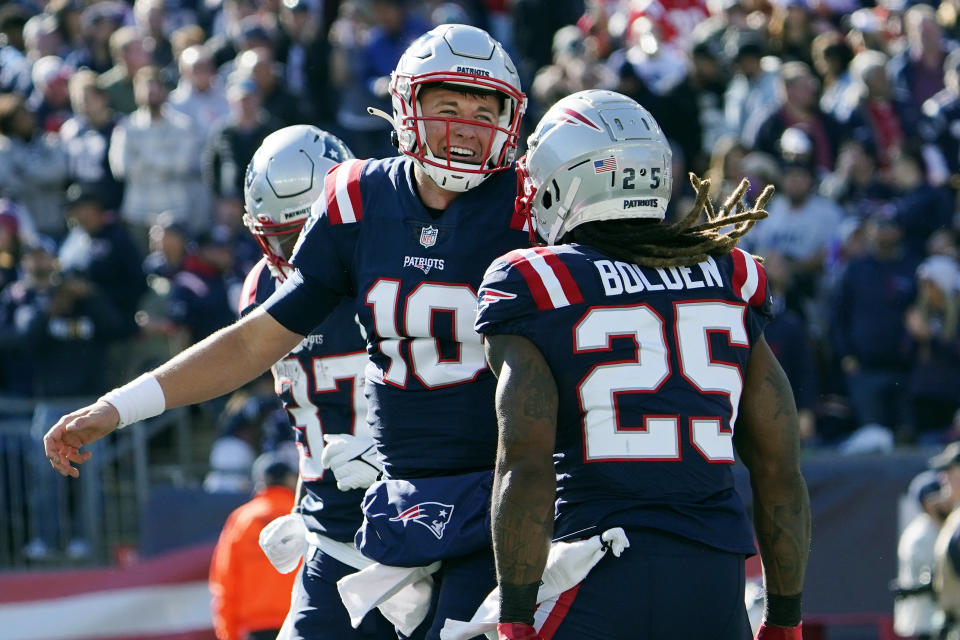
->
390, 502, 455, 540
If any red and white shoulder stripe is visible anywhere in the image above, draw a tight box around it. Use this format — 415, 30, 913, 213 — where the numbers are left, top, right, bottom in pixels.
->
237, 257, 270, 315
324, 159, 367, 225
730, 247, 767, 307
505, 246, 584, 310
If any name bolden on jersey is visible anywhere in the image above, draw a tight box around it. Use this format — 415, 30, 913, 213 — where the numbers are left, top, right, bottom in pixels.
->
403, 256, 446, 275
623, 198, 658, 209
594, 256, 724, 296
456, 66, 491, 77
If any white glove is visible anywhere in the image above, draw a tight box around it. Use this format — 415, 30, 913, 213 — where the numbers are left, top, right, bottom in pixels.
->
259, 513, 307, 574
320, 433, 383, 491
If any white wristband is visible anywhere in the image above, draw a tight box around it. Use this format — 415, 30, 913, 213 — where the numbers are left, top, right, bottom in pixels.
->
99, 373, 166, 429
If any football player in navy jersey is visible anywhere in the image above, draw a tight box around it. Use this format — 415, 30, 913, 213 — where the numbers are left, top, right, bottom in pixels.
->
44, 24, 529, 640
475, 90, 811, 640
236, 125, 396, 640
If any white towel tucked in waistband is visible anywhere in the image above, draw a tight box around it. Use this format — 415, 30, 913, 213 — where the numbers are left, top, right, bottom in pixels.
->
439, 528, 630, 640
305, 530, 440, 636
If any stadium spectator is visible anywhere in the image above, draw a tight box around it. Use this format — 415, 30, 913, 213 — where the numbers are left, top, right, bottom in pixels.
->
165, 226, 236, 345
723, 31, 780, 140
0, 234, 123, 398
57, 183, 146, 339
27, 55, 73, 133
0, 93, 70, 239
819, 138, 895, 220
202, 76, 282, 200
109, 65, 208, 242
811, 30, 854, 121
766, 1, 816, 67
142, 214, 188, 279
884, 146, 952, 261
276, 0, 333, 126
889, 5, 952, 139
746, 156, 844, 311
839, 50, 911, 170
0, 6, 32, 95
97, 26, 151, 115
744, 61, 844, 174
23, 13, 63, 63
133, 0, 173, 71
905, 255, 960, 443
65, 1, 126, 75
209, 452, 297, 640
920, 49, 960, 189
169, 45, 230, 143
60, 69, 124, 212
234, 47, 302, 127
47, 0, 85, 57
0, 201, 26, 296
895, 470, 950, 640
660, 38, 729, 173
831, 216, 918, 443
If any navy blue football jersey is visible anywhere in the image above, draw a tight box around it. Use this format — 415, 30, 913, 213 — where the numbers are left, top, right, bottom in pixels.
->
274, 157, 530, 479
475, 245, 773, 555
239, 258, 369, 542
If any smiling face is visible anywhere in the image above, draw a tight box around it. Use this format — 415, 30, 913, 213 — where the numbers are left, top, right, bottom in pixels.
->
418, 85, 503, 167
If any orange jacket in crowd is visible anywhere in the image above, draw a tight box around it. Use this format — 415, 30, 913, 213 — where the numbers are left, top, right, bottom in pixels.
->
209, 485, 297, 640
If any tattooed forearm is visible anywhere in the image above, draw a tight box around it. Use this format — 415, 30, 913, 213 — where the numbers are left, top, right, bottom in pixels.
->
487, 335, 559, 587
765, 365, 798, 423
751, 473, 811, 594
737, 339, 811, 597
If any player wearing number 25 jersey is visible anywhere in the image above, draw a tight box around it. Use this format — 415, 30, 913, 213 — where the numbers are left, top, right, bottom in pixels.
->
478, 91, 810, 640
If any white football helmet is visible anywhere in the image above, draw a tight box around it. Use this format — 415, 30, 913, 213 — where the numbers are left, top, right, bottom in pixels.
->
516, 90, 673, 245
384, 23, 525, 192
243, 125, 353, 279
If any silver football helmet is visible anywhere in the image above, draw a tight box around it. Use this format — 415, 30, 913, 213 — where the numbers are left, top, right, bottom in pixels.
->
243, 125, 353, 279
516, 90, 672, 245
384, 23, 525, 192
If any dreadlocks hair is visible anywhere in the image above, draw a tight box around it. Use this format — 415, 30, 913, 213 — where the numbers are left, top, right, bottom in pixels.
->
568, 172, 773, 268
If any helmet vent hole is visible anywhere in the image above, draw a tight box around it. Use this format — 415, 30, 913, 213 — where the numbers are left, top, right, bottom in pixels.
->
614, 118, 623, 131
640, 118, 651, 131
543, 191, 553, 208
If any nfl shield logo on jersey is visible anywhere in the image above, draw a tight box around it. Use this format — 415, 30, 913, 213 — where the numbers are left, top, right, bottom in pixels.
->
419, 225, 439, 248
390, 501, 455, 540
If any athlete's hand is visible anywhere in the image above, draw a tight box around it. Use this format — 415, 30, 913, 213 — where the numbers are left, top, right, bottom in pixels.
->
755, 622, 803, 640
320, 434, 382, 491
43, 400, 120, 477
497, 623, 542, 640
259, 512, 307, 573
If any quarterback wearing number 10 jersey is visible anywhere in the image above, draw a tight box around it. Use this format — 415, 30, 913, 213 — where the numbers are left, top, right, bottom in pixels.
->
476, 244, 772, 555
266, 156, 529, 480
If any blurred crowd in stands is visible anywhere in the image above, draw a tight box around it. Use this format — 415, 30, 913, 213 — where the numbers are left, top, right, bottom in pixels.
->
3, 0, 960, 471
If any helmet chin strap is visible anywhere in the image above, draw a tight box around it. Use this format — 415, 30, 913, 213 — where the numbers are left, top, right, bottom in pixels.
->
366, 106, 393, 125
549, 176, 581, 244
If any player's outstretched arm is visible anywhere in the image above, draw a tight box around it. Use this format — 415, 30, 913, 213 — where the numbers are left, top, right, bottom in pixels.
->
44, 308, 304, 477
486, 334, 557, 632
735, 336, 811, 636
